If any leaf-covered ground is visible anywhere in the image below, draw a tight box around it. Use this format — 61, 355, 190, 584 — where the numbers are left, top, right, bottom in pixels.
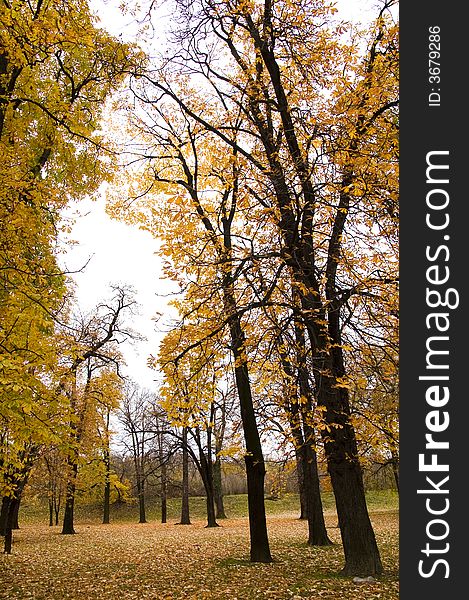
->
0, 507, 398, 599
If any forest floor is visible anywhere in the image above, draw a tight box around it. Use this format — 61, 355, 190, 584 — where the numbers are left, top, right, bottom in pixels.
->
0, 493, 398, 600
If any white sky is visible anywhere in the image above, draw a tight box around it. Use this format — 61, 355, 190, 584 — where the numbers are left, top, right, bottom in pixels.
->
60, 0, 397, 389
60, 194, 172, 388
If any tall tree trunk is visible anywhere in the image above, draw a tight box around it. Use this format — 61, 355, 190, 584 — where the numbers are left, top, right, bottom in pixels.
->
179, 427, 191, 525
225, 299, 271, 562
182, 147, 270, 559
62, 373, 83, 535
213, 457, 227, 519
49, 499, 54, 527
62, 488, 76, 535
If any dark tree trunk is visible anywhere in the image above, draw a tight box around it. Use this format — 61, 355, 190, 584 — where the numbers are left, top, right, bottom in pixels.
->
161, 461, 167, 524
62, 461, 78, 535
291, 422, 330, 545
245, 454, 270, 562
136, 478, 147, 524
62, 489, 76, 535
1, 463, 31, 538
3, 497, 19, 554
179, 427, 191, 525
3, 527, 12, 554
193, 430, 219, 528
0, 497, 8, 535
317, 366, 382, 576
294, 323, 331, 547
103, 479, 111, 524
3, 500, 16, 554
11, 498, 20, 530
161, 495, 167, 524
301, 433, 331, 546
54, 491, 61, 526
229, 315, 271, 562
204, 484, 218, 528
181, 145, 270, 558
213, 457, 227, 519
278, 324, 330, 545
49, 500, 54, 527
103, 447, 111, 524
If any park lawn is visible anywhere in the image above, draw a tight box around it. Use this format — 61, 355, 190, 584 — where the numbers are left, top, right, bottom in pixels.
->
0, 494, 398, 600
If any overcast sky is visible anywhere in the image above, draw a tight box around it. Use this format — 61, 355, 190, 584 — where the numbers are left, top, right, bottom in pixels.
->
60, 0, 396, 389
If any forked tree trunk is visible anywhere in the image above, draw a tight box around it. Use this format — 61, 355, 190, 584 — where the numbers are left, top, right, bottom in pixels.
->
182, 146, 271, 560
193, 431, 219, 528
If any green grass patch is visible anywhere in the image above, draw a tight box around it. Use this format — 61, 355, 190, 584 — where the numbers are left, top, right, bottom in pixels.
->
20, 490, 398, 526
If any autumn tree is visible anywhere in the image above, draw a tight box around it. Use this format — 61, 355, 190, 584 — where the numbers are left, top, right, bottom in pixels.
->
159, 330, 224, 529
118, 384, 157, 524
347, 291, 399, 491
114, 0, 398, 575
0, 0, 141, 552
110, 98, 276, 558
59, 285, 137, 535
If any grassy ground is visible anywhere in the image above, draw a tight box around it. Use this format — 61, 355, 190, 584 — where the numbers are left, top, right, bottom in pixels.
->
0, 492, 398, 600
